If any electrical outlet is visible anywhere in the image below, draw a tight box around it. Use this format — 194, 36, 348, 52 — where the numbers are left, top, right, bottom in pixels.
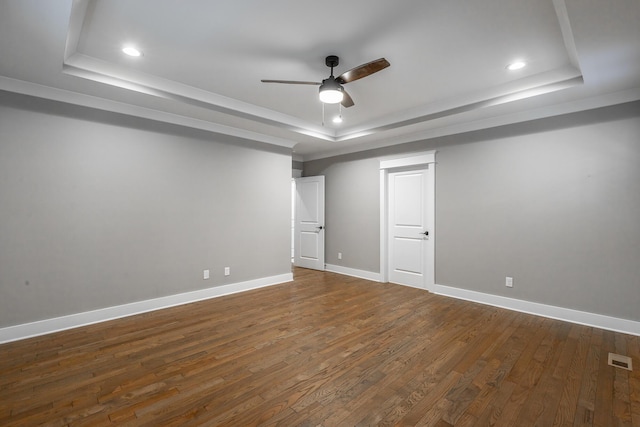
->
505, 276, 513, 288
203, 269, 210, 280
224, 267, 230, 276
338, 252, 342, 260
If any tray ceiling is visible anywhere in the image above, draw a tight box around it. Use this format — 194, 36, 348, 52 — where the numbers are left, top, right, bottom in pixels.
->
0, 0, 639, 160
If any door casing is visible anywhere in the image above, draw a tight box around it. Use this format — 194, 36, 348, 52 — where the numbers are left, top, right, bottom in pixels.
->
294, 176, 325, 271
379, 152, 436, 290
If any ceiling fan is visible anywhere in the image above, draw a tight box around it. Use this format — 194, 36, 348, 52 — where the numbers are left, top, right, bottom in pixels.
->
261, 55, 390, 108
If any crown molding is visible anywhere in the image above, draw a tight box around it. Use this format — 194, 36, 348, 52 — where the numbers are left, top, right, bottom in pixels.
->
0, 76, 297, 150
300, 87, 640, 161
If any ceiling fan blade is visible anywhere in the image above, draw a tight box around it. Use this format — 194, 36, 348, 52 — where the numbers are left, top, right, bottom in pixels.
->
341, 90, 354, 108
336, 58, 390, 84
261, 79, 321, 85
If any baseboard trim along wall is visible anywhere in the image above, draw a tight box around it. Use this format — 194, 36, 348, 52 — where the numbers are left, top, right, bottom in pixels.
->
434, 284, 640, 337
4, 272, 637, 343
0, 273, 293, 344
325, 264, 382, 282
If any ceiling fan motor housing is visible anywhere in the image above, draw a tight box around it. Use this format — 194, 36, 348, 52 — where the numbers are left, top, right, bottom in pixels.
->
325, 55, 339, 69
320, 76, 342, 91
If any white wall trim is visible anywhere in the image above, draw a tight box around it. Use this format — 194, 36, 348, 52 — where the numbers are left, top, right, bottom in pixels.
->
325, 264, 382, 282
0, 273, 293, 344
379, 151, 436, 170
379, 170, 388, 284
434, 284, 640, 337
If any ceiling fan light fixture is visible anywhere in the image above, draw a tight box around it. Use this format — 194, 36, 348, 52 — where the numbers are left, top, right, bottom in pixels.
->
319, 78, 344, 104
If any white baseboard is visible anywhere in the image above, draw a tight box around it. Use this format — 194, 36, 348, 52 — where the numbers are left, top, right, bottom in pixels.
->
325, 264, 382, 282
434, 284, 640, 337
0, 273, 293, 344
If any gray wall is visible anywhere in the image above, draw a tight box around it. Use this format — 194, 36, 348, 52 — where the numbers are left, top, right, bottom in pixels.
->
305, 102, 640, 321
0, 92, 292, 327
304, 157, 381, 272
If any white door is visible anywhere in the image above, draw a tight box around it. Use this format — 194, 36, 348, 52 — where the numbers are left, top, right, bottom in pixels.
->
388, 167, 431, 288
294, 176, 325, 270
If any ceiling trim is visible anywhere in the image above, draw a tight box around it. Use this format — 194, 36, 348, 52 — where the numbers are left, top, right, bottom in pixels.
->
335, 72, 584, 142
301, 87, 640, 161
0, 76, 297, 150
63, 54, 336, 142
58, 0, 591, 147
552, 0, 580, 68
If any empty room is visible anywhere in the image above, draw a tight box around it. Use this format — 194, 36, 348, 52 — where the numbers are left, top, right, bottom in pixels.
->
1, 0, 639, 425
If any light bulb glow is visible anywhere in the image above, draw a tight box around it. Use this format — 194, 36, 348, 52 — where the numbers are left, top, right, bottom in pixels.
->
319, 89, 343, 104
333, 115, 343, 124
122, 46, 142, 57
507, 61, 526, 71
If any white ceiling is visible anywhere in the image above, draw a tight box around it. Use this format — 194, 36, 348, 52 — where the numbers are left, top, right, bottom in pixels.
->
1, 0, 639, 160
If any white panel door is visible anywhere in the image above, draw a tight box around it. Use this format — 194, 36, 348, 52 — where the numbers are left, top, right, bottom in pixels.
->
294, 176, 325, 270
388, 168, 429, 288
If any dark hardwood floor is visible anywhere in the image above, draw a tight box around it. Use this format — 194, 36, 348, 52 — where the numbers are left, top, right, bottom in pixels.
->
1, 268, 638, 426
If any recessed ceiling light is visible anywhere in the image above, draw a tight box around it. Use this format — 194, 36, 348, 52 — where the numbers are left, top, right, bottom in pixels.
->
122, 46, 142, 57
507, 61, 526, 71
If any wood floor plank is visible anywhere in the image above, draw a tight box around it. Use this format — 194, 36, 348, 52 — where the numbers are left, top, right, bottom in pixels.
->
0, 268, 638, 426
627, 334, 640, 427
513, 321, 572, 426
594, 330, 616, 426
553, 325, 592, 427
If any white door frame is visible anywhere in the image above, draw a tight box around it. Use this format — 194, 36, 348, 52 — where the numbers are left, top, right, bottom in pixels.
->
294, 175, 325, 271
380, 151, 436, 290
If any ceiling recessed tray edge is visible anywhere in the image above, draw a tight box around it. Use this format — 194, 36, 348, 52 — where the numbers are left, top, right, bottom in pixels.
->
61, 0, 585, 146
0, 75, 297, 150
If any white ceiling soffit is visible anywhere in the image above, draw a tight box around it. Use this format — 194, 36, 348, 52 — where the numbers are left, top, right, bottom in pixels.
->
1, 0, 638, 159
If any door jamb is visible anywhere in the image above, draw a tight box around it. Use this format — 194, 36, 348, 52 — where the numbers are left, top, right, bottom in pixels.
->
379, 151, 436, 290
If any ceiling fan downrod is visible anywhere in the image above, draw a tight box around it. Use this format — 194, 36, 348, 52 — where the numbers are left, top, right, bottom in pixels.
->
325, 55, 339, 76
